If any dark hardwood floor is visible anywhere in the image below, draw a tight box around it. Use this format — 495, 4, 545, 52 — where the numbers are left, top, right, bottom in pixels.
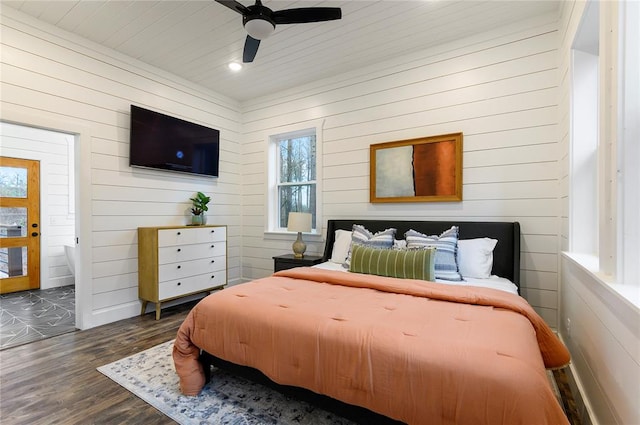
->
0, 301, 196, 425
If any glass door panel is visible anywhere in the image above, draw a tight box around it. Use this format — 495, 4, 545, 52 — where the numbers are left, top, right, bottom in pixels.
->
0, 166, 28, 198
0, 207, 27, 237
0, 246, 27, 278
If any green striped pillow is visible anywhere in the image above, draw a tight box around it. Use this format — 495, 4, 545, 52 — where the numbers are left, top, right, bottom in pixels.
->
349, 244, 436, 281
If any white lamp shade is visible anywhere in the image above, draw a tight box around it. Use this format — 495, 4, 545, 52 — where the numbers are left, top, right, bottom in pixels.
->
244, 18, 275, 40
287, 212, 312, 233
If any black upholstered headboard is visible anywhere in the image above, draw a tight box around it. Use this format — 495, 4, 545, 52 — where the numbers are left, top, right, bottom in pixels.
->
322, 220, 521, 290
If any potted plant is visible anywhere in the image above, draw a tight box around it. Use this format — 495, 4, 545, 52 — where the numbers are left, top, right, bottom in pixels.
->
190, 191, 211, 225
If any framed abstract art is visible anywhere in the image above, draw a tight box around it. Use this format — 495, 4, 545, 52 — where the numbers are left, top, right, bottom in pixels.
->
370, 133, 463, 203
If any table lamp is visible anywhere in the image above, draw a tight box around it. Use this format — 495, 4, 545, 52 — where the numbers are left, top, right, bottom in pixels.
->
287, 212, 312, 258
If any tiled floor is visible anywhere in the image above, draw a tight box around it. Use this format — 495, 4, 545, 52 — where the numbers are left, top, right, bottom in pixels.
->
0, 285, 76, 350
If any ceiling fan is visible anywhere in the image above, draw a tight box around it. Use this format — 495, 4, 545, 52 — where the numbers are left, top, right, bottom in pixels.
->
215, 0, 342, 63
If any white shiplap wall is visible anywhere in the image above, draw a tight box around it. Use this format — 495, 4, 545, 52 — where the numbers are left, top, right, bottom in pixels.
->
0, 7, 242, 328
557, 2, 640, 425
0, 123, 75, 289
240, 13, 561, 327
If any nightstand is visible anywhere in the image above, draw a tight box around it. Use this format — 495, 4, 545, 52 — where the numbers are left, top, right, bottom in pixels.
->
273, 254, 324, 272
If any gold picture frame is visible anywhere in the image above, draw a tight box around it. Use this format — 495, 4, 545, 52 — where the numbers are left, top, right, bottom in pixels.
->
370, 133, 463, 203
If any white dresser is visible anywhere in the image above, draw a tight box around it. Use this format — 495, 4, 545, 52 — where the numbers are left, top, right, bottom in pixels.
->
138, 225, 227, 320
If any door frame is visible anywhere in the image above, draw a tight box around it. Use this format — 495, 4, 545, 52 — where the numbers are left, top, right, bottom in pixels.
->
1, 107, 93, 330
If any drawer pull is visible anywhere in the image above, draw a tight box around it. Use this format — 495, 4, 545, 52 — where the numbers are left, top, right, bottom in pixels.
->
177, 265, 181, 269
211, 275, 215, 279
211, 230, 215, 233
177, 282, 181, 286
211, 244, 215, 248
177, 231, 181, 235
177, 248, 181, 252
211, 260, 215, 263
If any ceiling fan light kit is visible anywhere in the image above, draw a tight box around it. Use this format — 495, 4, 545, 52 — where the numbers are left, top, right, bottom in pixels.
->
216, 0, 341, 63
244, 17, 275, 40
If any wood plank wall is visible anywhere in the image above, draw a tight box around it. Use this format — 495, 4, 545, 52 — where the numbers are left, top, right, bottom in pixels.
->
240, 13, 561, 327
0, 7, 242, 327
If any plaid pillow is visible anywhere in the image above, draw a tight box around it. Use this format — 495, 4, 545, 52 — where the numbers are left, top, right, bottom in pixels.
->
405, 226, 463, 281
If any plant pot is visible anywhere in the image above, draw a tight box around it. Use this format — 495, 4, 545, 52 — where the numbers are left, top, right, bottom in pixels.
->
191, 214, 203, 225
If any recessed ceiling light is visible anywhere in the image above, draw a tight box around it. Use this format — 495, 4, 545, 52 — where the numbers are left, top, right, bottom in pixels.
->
228, 62, 242, 71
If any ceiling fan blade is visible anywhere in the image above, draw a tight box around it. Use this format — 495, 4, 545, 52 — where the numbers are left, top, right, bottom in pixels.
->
272, 7, 341, 25
215, 0, 249, 15
243, 35, 260, 62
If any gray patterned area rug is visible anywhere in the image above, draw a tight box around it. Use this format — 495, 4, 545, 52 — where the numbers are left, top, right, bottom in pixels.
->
97, 340, 356, 425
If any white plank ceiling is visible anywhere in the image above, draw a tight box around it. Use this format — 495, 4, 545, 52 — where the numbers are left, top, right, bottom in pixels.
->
2, 0, 559, 102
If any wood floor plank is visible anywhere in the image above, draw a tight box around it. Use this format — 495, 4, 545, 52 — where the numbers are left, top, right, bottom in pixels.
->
0, 301, 195, 425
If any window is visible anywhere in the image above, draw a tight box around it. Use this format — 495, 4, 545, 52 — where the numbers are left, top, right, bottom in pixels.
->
569, 3, 599, 256
277, 134, 316, 228
570, 0, 640, 294
267, 125, 322, 233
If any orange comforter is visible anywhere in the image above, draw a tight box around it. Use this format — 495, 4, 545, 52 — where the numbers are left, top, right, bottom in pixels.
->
174, 268, 570, 425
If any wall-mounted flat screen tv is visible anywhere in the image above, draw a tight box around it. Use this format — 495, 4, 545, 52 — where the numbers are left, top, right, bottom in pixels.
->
129, 105, 220, 177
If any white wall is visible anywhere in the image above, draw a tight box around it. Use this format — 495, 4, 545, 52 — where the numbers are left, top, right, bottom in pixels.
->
557, 2, 640, 425
240, 13, 562, 327
0, 7, 242, 328
0, 122, 75, 289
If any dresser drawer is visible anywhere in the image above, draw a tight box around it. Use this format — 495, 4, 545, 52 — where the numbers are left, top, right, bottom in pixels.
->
158, 272, 226, 300
158, 226, 226, 247
158, 241, 226, 264
158, 256, 225, 282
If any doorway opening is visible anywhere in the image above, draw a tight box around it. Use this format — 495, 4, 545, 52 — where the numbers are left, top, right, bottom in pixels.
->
0, 122, 77, 349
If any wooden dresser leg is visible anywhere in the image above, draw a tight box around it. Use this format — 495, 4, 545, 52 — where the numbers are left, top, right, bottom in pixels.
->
140, 301, 148, 316
155, 304, 161, 320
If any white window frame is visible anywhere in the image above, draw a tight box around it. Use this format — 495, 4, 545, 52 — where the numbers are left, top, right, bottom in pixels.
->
568, 0, 639, 303
265, 121, 323, 237
616, 0, 640, 292
598, 0, 618, 276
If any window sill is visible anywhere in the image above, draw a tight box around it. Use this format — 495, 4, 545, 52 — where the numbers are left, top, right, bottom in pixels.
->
562, 252, 640, 311
264, 231, 324, 242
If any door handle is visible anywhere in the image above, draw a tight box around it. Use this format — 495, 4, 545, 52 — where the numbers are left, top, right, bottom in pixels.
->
31, 232, 39, 237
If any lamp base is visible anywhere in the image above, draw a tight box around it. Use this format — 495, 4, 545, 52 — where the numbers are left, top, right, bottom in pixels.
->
292, 232, 307, 258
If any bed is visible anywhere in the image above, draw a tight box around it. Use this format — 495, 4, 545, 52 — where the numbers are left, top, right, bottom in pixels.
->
173, 219, 570, 425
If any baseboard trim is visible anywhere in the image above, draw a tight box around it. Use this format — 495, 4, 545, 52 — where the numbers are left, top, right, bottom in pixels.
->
89, 283, 242, 328
559, 334, 598, 425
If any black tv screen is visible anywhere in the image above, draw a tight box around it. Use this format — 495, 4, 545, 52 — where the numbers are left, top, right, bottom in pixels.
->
129, 105, 220, 177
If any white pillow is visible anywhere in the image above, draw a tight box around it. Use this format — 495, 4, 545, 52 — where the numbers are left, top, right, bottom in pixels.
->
393, 239, 407, 249
457, 238, 498, 279
330, 229, 352, 263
